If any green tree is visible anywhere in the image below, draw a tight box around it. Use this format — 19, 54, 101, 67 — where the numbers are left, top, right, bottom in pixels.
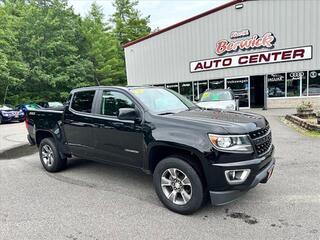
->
111, 0, 151, 46
81, 3, 125, 86
16, 0, 94, 102
0, 3, 29, 103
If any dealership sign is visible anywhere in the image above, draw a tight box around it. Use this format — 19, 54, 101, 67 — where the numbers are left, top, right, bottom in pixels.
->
190, 46, 312, 73
190, 30, 312, 73
216, 31, 276, 55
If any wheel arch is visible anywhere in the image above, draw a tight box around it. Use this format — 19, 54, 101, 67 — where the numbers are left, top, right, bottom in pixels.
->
36, 130, 68, 159
147, 142, 207, 186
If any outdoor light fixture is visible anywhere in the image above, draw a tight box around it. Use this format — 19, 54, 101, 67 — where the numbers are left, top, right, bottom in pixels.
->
235, 3, 244, 9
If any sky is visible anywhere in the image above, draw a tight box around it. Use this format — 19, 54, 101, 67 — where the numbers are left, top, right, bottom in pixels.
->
68, 0, 229, 30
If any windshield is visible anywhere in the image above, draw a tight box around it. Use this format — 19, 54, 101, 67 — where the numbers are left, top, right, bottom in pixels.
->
48, 102, 63, 108
200, 90, 233, 102
130, 88, 196, 114
25, 104, 42, 110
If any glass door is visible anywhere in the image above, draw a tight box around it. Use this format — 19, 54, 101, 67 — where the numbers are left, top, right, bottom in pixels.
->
226, 77, 250, 109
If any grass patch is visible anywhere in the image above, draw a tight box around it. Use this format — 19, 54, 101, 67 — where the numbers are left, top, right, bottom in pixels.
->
281, 117, 320, 137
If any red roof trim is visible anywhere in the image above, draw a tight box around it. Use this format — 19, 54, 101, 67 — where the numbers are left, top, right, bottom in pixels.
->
123, 0, 245, 48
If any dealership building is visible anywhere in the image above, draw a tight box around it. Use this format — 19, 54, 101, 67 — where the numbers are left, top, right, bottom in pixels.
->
124, 0, 320, 109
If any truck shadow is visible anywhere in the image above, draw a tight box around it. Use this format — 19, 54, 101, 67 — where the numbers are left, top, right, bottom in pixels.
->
0, 144, 37, 160
48, 157, 159, 206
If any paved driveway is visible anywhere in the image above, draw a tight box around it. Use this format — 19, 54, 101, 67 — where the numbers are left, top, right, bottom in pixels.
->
0, 110, 319, 240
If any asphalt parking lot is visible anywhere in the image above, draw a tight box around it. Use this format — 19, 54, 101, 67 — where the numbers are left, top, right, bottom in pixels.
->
0, 109, 319, 240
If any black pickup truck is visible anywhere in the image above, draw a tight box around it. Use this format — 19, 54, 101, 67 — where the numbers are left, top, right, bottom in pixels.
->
26, 86, 275, 214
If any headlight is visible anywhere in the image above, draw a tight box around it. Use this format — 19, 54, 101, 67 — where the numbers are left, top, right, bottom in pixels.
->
19, 110, 24, 115
2, 112, 9, 117
208, 134, 253, 153
226, 104, 235, 110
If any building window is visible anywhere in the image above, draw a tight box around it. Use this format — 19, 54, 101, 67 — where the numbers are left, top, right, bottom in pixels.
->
179, 82, 193, 101
165, 83, 179, 93
309, 70, 320, 96
287, 71, 307, 97
267, 73, 285, 98
209, 79, 224, 90
193, 80, 208, 100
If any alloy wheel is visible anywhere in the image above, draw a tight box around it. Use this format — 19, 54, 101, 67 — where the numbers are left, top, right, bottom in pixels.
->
161, 168, 192, 205
41, 144, 54, 167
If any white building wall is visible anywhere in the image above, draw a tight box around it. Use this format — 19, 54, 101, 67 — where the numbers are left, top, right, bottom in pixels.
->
125, 0, 320, 85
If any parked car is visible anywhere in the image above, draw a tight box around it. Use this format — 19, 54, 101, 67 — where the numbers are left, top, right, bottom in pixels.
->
0, 104, 25, 124
196, 89, 239, 110
16, 103, 42, 114
37, 101, 64, 109
26, 86, 275, 214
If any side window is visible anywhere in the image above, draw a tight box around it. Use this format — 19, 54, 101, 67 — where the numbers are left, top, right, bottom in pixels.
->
71, 91, 95, 113
101, 90, 134, 116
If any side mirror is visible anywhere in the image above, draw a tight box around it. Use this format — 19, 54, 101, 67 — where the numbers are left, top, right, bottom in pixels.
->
235, 96, 240, 100
118, 108, 140, 122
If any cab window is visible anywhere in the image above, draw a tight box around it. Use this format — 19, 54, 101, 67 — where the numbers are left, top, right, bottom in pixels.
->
71, 91, 95, 113
100, 90, 134, 117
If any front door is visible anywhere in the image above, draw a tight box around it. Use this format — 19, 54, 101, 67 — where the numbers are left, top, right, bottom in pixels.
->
91, 89, 144, 168
226, 77, 250, 109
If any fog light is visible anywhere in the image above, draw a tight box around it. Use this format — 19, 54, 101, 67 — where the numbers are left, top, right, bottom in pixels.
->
225, 169, 251, 185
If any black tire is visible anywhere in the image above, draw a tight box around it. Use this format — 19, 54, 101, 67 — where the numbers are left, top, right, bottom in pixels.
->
0, 115, 3, 124
39, 138, 67, 172
153, 156, 204, 215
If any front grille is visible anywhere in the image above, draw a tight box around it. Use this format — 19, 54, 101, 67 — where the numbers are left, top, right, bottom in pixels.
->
249, 124, 270, 139
250, 125, 272, 156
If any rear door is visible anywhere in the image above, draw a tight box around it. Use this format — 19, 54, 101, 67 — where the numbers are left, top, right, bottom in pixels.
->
63, 90, 97, 159
90, 89, 145, 168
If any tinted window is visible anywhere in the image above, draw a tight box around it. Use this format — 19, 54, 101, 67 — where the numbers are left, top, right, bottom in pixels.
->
165, 83, 179, 93
71, 91, 95, 113
308, 70, 320, 96
267, 73, 285, 98
101, 91, 134, 116
179, 82, 193, 101
193, 80, 208, 99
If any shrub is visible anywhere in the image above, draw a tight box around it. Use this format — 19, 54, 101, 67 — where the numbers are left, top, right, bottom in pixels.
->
297, 101, 313, 112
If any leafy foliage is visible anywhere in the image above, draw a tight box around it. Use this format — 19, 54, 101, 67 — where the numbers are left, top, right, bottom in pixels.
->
0, 0, 150, 104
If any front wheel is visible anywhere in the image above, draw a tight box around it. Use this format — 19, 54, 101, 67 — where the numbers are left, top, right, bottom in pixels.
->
39, 138, 67, 172
153, 156, 204, 215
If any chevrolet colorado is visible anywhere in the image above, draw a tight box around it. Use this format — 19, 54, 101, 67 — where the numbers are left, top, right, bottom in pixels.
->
26, 86, 275, 214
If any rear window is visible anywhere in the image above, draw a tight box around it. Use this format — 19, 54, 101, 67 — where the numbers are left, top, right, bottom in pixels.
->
71, 91, 95, 113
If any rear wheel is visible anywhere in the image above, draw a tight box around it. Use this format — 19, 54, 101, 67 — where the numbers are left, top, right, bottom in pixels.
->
39, 138, 67, 172
153, 156, 204, 215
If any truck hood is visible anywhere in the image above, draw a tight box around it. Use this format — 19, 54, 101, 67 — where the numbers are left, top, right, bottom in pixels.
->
166, 109, 267, 134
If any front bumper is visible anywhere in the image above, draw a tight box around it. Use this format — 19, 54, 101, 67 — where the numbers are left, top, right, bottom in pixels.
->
209, 150, 275, 206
